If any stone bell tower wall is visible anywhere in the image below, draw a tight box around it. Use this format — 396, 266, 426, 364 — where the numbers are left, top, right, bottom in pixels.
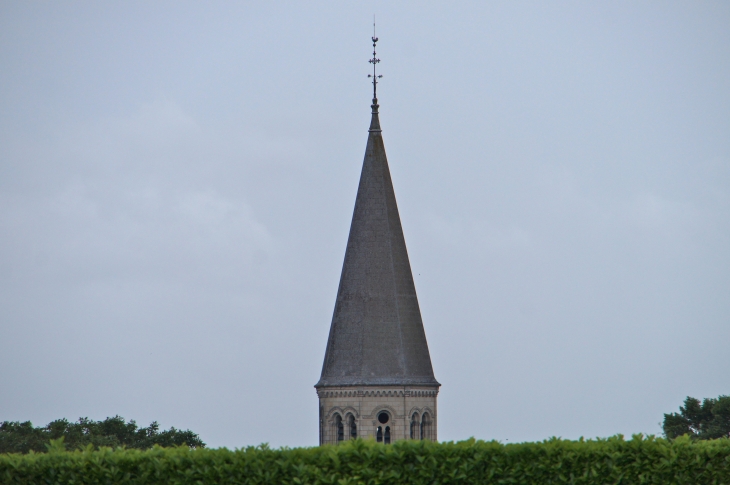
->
318, 386, 438, 445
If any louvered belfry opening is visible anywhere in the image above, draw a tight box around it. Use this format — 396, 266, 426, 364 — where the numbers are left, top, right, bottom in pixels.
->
315, 42, 440, 445
410, 412, 420, 440
347, 413, 357, 440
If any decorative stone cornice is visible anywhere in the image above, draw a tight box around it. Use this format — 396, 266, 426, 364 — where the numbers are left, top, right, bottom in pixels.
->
316, 386, 439, 399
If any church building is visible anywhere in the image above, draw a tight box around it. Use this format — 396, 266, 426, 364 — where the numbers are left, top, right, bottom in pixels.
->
315, 36, 440, 445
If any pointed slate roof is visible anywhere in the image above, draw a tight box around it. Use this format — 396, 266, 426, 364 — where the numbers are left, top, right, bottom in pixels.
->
316, 100, 439, 388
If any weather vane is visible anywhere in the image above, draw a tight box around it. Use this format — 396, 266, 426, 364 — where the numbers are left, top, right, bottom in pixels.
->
368, 20, 382, 103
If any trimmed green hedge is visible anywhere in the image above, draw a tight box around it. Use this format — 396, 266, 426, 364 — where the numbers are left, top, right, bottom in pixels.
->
2, 435, 729, 484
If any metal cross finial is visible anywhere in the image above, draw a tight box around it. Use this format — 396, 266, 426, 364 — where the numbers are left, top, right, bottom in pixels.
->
367, 21, 382, 104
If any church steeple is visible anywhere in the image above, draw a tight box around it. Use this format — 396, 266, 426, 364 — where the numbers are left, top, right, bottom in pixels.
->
316, 36, 438, 388
317, 36, 438, 387
315, 33, 439, 446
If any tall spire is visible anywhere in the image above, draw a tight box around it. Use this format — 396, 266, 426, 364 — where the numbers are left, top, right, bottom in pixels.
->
316, 34, 438, 388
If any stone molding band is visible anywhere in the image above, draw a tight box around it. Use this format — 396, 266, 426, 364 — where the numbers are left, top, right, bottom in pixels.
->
317, 388, 439, 399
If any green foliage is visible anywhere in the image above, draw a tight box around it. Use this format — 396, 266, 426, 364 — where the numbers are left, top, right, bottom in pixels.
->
1, 435, 729, 484
664, 395, 730, 440
0, 416, 204, 454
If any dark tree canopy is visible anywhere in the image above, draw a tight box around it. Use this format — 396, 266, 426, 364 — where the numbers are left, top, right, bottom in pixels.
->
0, 416, 205, 454
663, 395, 730, 440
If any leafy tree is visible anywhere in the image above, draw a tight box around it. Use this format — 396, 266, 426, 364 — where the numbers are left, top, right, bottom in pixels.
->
663, 395, 730, 440
0, 416, 205, 454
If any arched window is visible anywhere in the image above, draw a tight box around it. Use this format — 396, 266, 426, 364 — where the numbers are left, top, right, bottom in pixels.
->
421, 412, 431, 441
347, 413, 357, 440
410, 412, 420, 440
335, 414, 344, 442
376, 411, 390, 444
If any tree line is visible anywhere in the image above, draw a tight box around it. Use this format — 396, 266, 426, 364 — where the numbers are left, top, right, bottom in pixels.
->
1, 395, 727, 454
0, 416, 204, 454
663, 395, 730, 440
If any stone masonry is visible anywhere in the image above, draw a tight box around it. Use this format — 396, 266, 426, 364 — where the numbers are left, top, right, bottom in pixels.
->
318, 386, 438, 445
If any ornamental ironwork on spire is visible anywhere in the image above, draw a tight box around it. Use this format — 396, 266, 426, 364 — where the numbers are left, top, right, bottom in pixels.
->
368, 25, 383, 112
367, 25, 383, 133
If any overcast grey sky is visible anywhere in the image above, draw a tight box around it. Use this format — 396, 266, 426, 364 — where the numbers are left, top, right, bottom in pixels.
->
1, 1, 728, 449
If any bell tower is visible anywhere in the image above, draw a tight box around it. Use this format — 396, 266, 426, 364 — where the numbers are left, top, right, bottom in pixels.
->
315, 34, 440, 445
